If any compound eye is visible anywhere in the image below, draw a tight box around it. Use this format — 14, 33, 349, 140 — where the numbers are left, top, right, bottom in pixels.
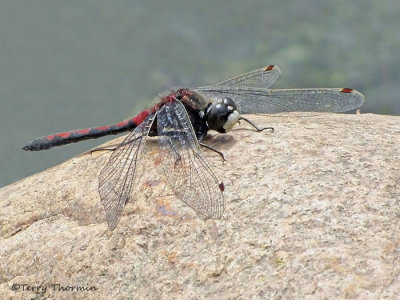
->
206, 103, 228, 133
206, 98, 240, 133
222, 97, 237, 111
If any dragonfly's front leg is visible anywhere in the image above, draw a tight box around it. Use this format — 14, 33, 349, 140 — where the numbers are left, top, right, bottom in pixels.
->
239, 116, 274, 132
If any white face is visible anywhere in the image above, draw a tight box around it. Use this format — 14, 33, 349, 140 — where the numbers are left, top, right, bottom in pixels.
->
205, 97, 241, 133
217, 98, 240, 132
223, 109, 240, 132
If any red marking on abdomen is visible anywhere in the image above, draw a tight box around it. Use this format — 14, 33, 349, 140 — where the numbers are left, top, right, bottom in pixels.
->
132, 110, 150, 125
265, 65, 275, 71
116, 120, 129, 127
341, 88, 353, 93
94, 125, 110, 131
219, 182, 225, 192
75, 128, 90, 135
47, 132, 71, 140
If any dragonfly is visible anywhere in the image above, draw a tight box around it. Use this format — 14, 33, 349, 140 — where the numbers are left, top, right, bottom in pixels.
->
23, 65, 365, 230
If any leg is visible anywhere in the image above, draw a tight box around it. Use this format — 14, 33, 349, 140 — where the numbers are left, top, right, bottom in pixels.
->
88, 135, 142, 155
89, 146, 117, 155
199, 142, 226, 161
239, 116, 274, 132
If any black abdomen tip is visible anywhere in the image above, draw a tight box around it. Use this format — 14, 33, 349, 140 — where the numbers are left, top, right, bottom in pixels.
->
22, 139, 51, 151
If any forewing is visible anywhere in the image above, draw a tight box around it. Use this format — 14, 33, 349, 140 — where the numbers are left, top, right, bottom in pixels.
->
194, 87, 365, 114
156, 101, 224, 218
197, 65, 281, 89
98, 111, 157, 230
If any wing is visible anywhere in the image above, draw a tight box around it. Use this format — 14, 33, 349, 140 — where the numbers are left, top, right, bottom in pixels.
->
98, 111, 157, 230
194, 87, 365, 114
156, 100, 224, 218
197, 65, 281, 89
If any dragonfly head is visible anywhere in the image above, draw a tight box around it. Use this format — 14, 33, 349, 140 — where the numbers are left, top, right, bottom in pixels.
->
205, 97, 240, 133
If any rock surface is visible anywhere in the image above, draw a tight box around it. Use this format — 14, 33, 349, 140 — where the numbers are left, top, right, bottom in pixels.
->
1, 113, 400, 299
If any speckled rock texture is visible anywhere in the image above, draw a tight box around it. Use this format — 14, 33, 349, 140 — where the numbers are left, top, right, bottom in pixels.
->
1, 113, 399, 299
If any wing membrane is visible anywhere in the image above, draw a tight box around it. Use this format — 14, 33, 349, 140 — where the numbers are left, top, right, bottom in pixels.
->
195, 87, 365, 114
98, 112, 157, 230
156, 101, 224, 218
198, 65, 281, 89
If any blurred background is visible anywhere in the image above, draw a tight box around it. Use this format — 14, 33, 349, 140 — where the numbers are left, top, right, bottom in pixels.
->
1, 0, 399, 187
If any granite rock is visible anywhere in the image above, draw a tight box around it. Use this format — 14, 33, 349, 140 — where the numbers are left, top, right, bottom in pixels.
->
1, 113, 399, 299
